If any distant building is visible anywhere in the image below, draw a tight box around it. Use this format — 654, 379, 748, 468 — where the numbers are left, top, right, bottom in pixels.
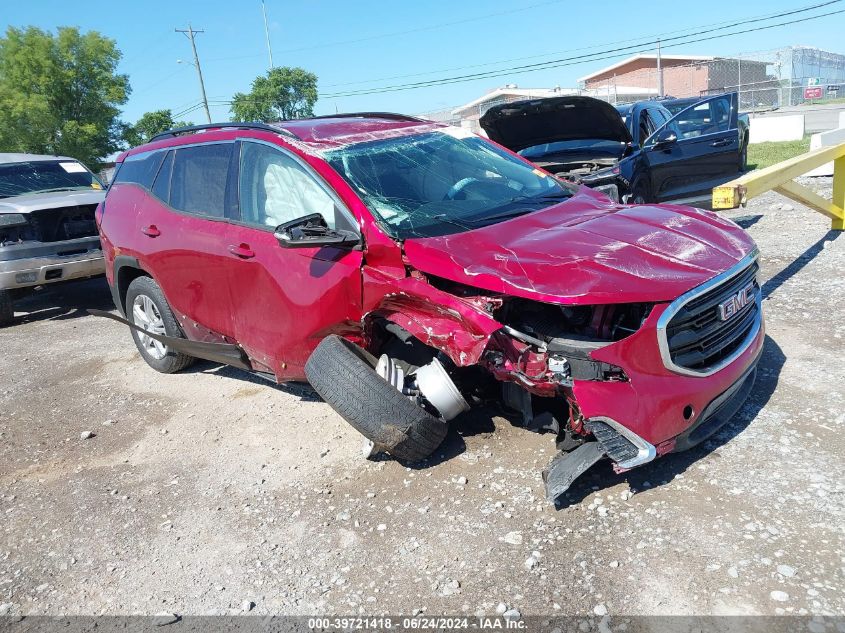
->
578, 54, 770, 106
578, 48, 845, 109
448, 86, 576, 133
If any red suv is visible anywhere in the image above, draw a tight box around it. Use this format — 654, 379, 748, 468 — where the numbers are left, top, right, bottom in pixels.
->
97, 115, 763, 502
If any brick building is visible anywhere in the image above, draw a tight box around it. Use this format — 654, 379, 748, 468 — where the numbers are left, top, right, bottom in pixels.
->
578, 54, 771, 103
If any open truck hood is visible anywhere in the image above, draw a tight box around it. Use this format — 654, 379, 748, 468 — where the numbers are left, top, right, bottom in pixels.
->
479, 96, 632, 153
403, 188, 756, 305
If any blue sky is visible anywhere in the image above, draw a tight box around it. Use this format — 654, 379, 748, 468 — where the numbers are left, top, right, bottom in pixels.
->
4, 0, 844, 124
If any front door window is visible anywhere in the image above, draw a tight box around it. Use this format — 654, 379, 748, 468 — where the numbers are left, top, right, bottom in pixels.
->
238, 142, 337, 229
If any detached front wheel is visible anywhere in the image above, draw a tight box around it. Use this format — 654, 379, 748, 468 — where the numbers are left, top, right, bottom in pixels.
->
305, 335, 450, 462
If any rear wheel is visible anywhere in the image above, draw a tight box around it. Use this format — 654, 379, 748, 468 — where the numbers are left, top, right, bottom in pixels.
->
125, 276, 195, 374
629, 179, 650, 205
0, 290, 13, 327
305, 335, 449, 462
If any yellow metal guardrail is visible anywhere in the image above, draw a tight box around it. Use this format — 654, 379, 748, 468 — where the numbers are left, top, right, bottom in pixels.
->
712, 142, 845, 231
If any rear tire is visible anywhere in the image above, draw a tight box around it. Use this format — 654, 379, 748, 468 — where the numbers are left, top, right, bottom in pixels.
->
125, 276, 195, 374
305, 335, 448, 462
629, 179, 650, 204
0, 290, 13, 327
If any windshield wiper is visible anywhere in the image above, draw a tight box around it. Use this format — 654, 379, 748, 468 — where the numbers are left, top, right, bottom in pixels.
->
430, 214, 474, 232
463, 190, 572, 227
509, 189, 572, 204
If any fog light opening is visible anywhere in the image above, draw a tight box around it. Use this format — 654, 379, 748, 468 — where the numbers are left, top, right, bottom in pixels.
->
683, 405, 695, 421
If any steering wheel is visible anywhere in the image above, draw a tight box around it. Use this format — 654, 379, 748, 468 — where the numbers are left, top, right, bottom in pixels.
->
445, 177, 482, 200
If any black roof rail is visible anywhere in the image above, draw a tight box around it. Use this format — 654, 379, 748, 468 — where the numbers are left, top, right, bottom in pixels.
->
149, 122, 299, 143
305, 112, 426, 122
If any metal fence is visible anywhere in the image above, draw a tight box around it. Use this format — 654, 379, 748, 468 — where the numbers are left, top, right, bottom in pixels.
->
590, 46, 845, 110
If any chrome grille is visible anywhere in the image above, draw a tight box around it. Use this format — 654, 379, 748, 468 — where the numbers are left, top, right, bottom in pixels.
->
658, 252, 762, 376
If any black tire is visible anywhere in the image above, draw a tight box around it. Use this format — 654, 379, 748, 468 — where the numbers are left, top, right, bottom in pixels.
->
125, 276, 195, 374
305, 335, 448, 462
739, 142, 748, 172
629, 179, 650, 205
0, 289, 13, 327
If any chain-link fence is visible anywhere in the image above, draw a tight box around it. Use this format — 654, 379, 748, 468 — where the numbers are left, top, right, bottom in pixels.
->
587, 46, 845, 110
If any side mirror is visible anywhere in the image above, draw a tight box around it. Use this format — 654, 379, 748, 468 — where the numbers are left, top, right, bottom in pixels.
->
653, 129, 678, 148
274, 213, 360, 249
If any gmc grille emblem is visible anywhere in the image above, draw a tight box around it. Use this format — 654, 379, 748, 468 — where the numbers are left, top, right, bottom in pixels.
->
718, 282, 756, 321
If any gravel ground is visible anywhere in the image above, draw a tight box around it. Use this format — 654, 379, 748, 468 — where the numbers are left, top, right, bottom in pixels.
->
1, 180, 843, 619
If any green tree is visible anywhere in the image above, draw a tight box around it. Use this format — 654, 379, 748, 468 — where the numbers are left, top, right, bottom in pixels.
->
0, 26, 129, 167
124, 109, 193, 147
230, 66, 317, 122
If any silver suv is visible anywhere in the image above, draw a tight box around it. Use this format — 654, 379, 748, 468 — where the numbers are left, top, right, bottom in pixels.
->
0, 153, 106, 326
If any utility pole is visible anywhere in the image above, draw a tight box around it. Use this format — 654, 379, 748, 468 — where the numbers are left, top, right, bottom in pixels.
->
656, 39, 664, 98
261, 1, 274, 70
176, 24, 212, 123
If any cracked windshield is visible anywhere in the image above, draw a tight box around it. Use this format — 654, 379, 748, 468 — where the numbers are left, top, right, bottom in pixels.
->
324, 129, 572, 239
0, 160, 101, 198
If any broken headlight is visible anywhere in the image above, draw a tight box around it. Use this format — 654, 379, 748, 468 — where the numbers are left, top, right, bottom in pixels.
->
0, 213, 31, 247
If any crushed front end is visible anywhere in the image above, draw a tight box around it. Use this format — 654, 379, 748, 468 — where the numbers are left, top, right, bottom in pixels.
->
391, 250, 764, 504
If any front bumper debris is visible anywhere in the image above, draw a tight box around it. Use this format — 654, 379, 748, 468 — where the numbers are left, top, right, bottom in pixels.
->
542, 442, 605, 503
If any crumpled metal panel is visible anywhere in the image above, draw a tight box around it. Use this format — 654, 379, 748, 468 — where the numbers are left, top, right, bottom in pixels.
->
403, 187, 757, 305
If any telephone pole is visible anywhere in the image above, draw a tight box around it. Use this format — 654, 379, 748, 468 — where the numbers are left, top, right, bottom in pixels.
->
176, 24, 212, 123
261, 1, 274, 70
656, 38, 664, 98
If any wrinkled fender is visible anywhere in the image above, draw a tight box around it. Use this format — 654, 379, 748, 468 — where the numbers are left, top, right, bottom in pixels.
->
363, 271, 502, 367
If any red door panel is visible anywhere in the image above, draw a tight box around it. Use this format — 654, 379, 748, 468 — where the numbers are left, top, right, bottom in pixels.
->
137, 195, 237, 340
222, 223, 363, 379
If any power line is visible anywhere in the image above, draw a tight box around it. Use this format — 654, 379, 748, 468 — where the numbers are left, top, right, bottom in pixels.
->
320, 1, 835, 90
205, 0, 569, 63
317, 2, 843, 99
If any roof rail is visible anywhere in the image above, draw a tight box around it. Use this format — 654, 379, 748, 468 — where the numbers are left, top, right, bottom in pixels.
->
149, 122, 299, 143
306, 112, 426, 122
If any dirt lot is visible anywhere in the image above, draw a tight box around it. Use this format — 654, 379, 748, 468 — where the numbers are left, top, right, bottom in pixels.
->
1, 180, 844, 619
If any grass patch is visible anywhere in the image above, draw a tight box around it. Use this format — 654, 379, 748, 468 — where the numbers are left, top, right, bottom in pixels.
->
747, 136, 811, 170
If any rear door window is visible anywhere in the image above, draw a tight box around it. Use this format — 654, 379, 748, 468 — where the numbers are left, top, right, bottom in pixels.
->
170, 143, 233, 218
113, 151, 163, 189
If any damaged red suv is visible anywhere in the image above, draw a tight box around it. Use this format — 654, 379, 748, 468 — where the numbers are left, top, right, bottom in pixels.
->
96, 114, 763, 502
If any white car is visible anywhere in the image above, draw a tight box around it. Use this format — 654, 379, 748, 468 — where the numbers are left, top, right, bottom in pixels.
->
0, 153, 106, 326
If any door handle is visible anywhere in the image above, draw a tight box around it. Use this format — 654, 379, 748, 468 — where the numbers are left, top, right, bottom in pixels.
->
228, 243, 255, 259
141, 225, 161, 237
709, 138, 735, 147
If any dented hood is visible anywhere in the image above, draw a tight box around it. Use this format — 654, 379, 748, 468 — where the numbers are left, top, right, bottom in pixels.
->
479, 96, 632, 153
403, 189, 756, 305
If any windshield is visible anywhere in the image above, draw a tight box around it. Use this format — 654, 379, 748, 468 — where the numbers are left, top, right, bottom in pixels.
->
0, 160, 102, 199
323, 130, 572, 239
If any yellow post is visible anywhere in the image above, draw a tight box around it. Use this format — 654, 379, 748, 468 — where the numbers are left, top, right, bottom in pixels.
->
712, 142, 845, 230
834, 155, 845, 231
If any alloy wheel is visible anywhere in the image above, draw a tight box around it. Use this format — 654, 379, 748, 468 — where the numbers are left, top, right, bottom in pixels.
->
131, 294, 168, 360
